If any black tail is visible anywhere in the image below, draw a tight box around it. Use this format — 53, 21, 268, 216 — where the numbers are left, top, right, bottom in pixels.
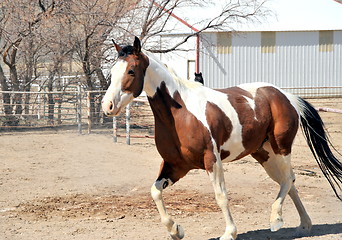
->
299, 98, 342, 200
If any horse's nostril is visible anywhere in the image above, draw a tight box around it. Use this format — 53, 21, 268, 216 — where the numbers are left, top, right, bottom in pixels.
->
109, 101, 114, 110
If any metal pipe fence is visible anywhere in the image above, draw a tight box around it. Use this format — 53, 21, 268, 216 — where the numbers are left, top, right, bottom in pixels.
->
0, 89, 155, 144
282, 86, 342, 98
0, 87, 341, 144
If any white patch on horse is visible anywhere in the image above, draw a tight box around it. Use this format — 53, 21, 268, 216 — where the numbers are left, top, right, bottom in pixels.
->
143, 54, 176, 97
102, 60, 130, 115
110, 59, 127, 91
281, 90, 302, 120
238, 82, 273, 98
243, 95, 258, 120
179, 87, 245, 162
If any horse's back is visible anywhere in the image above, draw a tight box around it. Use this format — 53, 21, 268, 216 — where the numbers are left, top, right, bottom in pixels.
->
214, 83, 300, 159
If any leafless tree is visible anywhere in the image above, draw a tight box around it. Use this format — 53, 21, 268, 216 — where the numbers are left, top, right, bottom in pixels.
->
137, 0, 271, 52
36, 10, 75, 124
55, 0, 138, 124
0, 0, 271, 127
0, 0, 57, 125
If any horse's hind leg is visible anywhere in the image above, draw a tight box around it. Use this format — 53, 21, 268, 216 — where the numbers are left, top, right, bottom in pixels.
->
267, 154, 293, 231
252, 141, 311, 234
151, 162, 185, 240
288, 185, 312, 235
252, 141, 293, 231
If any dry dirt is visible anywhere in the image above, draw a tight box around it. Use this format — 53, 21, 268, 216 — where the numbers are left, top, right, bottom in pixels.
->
1, 100, 342, 240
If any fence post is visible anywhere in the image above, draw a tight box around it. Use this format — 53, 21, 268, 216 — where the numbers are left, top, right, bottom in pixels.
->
37, 86, 41, 120
113, 116, 117, 142
77, 84, 82, 134
87, 91, 91, 134
126, 103, 131, 145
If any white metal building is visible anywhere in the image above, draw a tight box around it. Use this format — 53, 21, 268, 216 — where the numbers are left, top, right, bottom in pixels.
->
199, 30, 342, 97
158, 0, 342, 97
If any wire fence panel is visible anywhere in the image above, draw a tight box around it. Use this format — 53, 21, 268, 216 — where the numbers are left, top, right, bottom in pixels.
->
0, 91, 80, 128
0, 90, 155, 139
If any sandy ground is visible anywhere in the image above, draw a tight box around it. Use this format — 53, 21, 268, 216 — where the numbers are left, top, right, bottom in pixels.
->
0, 101, 341, 240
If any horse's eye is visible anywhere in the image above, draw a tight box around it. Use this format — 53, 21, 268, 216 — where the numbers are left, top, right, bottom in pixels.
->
128, 69, 135, 76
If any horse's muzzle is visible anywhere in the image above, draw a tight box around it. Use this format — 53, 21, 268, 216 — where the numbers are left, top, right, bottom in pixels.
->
102, 100, 121, 116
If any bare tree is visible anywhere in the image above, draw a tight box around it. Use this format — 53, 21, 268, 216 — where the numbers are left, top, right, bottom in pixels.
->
137, 0, 271, 52
0, 0, 56, 125
34, 7, 76, 124
57, 0, 138, 124
61, 0, 134, 90
0, 0, 271, 127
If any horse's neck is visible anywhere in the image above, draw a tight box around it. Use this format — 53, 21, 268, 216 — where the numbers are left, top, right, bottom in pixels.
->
144, 57, 188, 126
143, 57, 179, 98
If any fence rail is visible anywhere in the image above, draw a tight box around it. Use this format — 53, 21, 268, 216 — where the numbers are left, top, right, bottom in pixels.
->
0, 87, 341, 144
282, 86, 342, 98
0, 88, 155, 143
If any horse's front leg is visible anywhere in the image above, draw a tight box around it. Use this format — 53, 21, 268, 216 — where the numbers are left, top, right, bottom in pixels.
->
208, 159, 237, 240
151, 177, 184, 240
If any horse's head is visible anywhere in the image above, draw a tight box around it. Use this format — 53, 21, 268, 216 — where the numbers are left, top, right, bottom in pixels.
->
102, 37, 149, 116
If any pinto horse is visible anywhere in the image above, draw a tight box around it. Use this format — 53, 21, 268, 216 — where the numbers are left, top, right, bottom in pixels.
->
102, 37, 342, 240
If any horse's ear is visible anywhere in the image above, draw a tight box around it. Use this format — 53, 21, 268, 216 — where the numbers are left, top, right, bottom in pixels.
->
133, 36, 141, 54
112, 39, 121, 53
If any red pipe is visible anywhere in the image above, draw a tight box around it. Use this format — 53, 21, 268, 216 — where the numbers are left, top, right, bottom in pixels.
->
150, 1, 199, 32
150, 0, 200, 73
196, 34, 200, 73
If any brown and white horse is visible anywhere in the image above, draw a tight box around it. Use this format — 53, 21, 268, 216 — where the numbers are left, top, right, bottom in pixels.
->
102, 37, 342, 240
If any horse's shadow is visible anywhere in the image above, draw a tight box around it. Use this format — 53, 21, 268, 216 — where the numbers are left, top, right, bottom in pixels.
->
208, 223, 342, 240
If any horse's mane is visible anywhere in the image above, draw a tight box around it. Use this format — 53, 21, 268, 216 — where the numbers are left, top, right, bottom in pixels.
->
144, 51, 201, 89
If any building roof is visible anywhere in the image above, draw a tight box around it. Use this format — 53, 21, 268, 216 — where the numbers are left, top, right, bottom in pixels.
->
172, 0, 342, 33
250, 0, 342, 31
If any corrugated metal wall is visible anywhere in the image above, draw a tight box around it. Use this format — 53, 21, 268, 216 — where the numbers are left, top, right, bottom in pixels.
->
200, 30, 342, 97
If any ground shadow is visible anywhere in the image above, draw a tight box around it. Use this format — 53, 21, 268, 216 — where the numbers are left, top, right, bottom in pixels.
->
208, 223, 342, 240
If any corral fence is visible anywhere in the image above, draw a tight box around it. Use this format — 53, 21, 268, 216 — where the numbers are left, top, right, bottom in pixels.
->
0, 88, 154, 144
0, 87, 341, 144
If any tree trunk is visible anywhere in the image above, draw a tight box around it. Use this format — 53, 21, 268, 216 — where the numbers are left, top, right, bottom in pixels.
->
0, 65, 17, 126
23, 36, 34, 114
3, 41, 22, 125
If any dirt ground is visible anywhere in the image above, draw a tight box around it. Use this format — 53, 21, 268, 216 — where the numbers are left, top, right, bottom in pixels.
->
1, 100, 342, 240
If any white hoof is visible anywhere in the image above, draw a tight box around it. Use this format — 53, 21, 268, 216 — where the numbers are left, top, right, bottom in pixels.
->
219, 236, 236, 240
270, 216, 284, 232
219, 227, 237, 240
169, 223, 184, 240
294, 222, 312, 237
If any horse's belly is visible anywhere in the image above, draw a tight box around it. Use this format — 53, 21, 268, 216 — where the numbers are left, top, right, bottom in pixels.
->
216, 118, 245, 162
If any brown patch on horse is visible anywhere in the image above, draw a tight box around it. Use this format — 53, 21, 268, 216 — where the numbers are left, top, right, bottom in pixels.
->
251, 147, 270, 164
221, 86, 298, 158
117, 38, 149, 97
258, 87, 299, 156
120, 52, 149, 97
220, 150, 231, 160
218, 86, 253, 99
218, 87, 272, 160
148, 82, 214, 182
205, 102, 233, 160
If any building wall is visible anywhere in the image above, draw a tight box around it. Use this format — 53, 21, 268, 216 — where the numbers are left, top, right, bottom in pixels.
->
200, 30, 342, 96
